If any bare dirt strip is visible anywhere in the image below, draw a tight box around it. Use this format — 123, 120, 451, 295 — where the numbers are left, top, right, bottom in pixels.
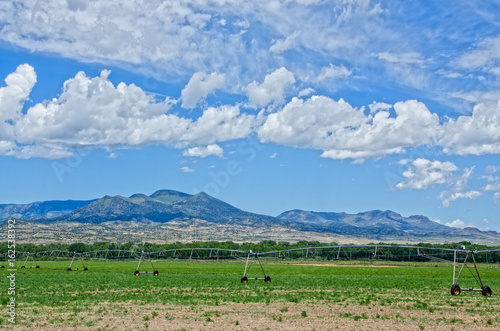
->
6, 299, 499, 330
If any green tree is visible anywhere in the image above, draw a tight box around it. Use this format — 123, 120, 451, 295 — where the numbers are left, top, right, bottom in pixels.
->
68, 242, 86, 253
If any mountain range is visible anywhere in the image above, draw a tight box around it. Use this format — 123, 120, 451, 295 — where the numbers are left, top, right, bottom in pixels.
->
1, 189, 499, 244
51, 190, 285, 227
277, 209, 459, 237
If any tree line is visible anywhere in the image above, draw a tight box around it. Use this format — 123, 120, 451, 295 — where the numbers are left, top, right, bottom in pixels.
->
2, 240, 499, 263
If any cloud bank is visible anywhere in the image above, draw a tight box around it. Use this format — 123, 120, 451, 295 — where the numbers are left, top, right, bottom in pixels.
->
1, 0, 499, 112
0, 65, 254, 159
1, 64, 500, 164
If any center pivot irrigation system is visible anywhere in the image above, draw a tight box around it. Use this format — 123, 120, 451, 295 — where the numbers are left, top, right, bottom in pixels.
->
67, 252, 88, 271
3, 245, 499, 296
233, 245, 498, 297
20, 252, 40, 269
134, 251, 159, 276
451, 249, 492, 296
241, 250, 271, 283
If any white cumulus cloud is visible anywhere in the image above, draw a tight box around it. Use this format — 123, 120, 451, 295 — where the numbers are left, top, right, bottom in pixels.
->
445, 219, 466, 228
16, 70, 184, 149
246, 67, 295, 107
396, 158, 458, 190
0, 65, 256, 159
369, 102, 392, 113
0, 64, 37, 141
439, 101, 500, 155
182, 144, 224, 158
179, 105, 257, 147
181, 72, 226, 109
483, 181, 500, 191
298, 88, 315, 98
259, 97, 440, 161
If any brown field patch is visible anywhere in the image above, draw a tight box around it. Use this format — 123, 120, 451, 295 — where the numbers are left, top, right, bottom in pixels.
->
7, 299, 499, 330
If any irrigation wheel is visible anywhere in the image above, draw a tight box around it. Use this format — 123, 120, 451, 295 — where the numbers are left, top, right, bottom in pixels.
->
482, 286, 492, 297
21, 266, 25, 269
241, 276, 248, 283
264, 276, 271, 283
84, 267, 88, 271
67, 268, 72, 271
36, 265, 40, 268
153, 270, 159, 276
134, 270, 140, 276
450, 284, 461, 296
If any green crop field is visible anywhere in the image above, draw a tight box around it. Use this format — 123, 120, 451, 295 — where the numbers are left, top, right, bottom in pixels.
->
1, 260, 500, 330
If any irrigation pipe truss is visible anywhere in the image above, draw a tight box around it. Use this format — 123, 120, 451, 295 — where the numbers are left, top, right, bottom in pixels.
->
2, 245, 499, 296
3, 245, 500, 260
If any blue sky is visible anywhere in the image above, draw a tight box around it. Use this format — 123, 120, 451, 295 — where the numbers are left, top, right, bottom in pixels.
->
1, 0, 500, 231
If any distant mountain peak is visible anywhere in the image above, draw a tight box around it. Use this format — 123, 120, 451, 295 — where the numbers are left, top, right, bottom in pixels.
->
463, 227, 481, 233
150, 189, 190, 196
149, 189, 191, 204
360, 210, 402, 219
191, 191, 220, 201
130, 193, 148, 198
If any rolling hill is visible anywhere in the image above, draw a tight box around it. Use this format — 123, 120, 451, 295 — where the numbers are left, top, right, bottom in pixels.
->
0, 199, 93, 221
277, 209, 455, 237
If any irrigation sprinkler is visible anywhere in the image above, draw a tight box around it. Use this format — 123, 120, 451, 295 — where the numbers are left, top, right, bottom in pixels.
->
241, 251, 271, 283
253, 244, 498, 295
67, 252, 88, 271
6, 246, 496, 296
450, 249, 492, 297
20, 252, 40, 269
134, 251, 159, 276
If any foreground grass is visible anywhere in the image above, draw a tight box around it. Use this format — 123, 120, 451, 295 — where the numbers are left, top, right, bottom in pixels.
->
1, 260, 499, 329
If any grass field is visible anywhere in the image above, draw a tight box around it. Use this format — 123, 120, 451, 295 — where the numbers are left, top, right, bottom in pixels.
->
1, 259, 500, 330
